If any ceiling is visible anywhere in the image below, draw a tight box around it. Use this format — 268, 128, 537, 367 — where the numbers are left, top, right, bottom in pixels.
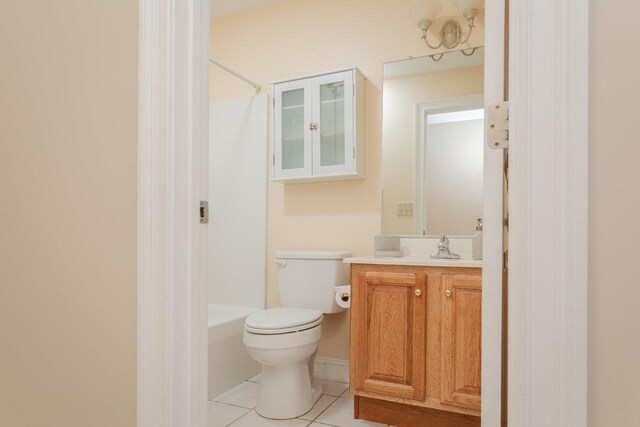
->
210, 0, 289, 19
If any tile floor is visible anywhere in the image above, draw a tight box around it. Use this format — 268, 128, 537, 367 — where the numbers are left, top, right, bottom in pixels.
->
209, 375, 393, 427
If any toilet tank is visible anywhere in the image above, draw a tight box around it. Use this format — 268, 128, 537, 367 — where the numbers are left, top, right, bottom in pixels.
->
275, 250, 351, 314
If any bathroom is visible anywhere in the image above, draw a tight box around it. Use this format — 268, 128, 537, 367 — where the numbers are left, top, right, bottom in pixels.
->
208, 0, 489, 426
5, 0, 637, 424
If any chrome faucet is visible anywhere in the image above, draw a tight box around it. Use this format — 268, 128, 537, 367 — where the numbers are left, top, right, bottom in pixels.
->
430, 235, 461, 259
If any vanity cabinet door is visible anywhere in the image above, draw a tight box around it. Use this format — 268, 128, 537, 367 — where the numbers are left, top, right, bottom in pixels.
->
352, 271, 426, 401
441, 275, 482, 410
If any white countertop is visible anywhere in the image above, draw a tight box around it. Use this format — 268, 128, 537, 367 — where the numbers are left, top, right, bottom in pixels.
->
343, 256, 482, 268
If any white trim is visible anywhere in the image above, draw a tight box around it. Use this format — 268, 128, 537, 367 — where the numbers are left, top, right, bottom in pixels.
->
481, 0, 505, 425
508, 0, 588, 426
414, 94, 484, 236
314, 357, 350, 384
137, 0, 209, 426
271, 66, 365, 85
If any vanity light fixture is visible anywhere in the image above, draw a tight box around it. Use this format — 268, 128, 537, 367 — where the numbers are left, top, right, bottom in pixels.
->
410, 0, 482, 52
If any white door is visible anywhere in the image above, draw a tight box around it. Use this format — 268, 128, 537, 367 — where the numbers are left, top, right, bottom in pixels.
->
312, 71, 354, 177
274, 79, 313, 179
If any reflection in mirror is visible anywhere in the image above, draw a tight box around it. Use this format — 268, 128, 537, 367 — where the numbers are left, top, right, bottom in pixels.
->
381, 47, 484, 236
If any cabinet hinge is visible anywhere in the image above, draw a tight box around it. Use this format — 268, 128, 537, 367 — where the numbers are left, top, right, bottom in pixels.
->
353, 146, 356, 159
272, 97, 275, 108
272, 154, 275, 166
486, 101, 509, 150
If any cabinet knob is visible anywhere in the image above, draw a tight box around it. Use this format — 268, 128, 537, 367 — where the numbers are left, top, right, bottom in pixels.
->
309, 122, 318, 131
415, 289, 422, 297
445, 289, 452, 297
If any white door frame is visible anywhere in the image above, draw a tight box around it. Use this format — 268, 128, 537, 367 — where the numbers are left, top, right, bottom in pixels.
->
508, 1, 589, 426
137, 0, 588, 426
482, 1, 506, 423
137, 0, 209, 426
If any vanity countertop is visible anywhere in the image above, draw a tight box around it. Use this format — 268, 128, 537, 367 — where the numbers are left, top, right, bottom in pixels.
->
343, 256, 482, 268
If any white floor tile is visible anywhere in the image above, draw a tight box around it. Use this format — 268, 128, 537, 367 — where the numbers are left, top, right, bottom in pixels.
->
214, 381, 259, 409
229, 410, 311, 426
314, 379, 349, 397
315, 395, 388, 427
336, 392, 354, 401
208, 401, 250, 427
298, 395, 338, 421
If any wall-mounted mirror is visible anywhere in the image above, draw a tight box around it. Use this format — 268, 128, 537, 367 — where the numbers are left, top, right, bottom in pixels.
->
381, 47, 484, 236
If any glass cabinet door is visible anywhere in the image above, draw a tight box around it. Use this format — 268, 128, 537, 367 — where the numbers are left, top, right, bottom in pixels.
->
274, 79, 312, 179
312, 71, 354, 176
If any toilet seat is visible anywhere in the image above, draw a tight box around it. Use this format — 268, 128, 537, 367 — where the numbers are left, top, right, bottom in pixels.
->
245, 308, 323, 335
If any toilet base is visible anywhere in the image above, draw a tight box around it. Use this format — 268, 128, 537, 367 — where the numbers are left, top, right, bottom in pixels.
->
255, 361, 324, 419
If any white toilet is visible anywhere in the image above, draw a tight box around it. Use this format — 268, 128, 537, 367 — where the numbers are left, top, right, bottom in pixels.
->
243, 250, 351, 419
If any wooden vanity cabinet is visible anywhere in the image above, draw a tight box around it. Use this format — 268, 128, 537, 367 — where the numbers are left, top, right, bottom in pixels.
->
349, 264, 482, 426
351, 271, 426, 401
441, 274, 482, 410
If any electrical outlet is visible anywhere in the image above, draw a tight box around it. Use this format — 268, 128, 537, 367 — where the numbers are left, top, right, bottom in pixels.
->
397, 202, 414, 217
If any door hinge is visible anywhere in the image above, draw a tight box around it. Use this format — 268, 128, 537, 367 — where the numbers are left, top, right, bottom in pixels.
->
353, 146, 356, 158
487, 101, 509, 150
199, 201, 209, 224
272, 154, 275, 166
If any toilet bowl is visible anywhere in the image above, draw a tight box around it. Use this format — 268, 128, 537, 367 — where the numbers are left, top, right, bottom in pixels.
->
243, 250, 351, 419
243, 307, 324, 419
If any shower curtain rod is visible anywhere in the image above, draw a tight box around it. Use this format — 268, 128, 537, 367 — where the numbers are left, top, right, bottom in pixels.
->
209, 58, 262, 94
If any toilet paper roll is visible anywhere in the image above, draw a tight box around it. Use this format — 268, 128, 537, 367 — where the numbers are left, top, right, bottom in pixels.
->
335, 285, 351, 309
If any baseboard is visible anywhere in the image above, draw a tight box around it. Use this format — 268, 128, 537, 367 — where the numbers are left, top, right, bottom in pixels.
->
314, 357, 349, 383
356, 396, 481, 427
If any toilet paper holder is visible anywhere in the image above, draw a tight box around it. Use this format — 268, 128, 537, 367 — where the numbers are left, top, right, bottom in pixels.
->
335, 285, 351, 309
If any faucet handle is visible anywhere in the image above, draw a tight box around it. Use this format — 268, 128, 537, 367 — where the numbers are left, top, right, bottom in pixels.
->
431, 235, 461, 259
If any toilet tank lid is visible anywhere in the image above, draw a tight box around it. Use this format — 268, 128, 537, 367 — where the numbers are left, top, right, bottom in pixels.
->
275, 250, 352, 260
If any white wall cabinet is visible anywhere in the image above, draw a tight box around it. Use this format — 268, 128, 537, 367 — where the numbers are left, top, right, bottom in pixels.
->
273, 68, 365, 183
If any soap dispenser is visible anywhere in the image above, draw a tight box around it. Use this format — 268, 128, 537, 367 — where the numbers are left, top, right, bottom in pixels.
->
472, 218, 483, 260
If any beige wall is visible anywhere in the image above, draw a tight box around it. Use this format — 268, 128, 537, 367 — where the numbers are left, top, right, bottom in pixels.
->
211, 0, 483, 359
589, 0, 640, 425
0, 2, 138, 426
381, 67, 484, 235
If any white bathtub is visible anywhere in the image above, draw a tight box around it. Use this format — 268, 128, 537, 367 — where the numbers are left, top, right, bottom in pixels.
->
208, 304, 261, 399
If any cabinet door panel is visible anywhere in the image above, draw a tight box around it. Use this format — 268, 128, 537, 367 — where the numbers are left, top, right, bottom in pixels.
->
312, 71, 354, 176
273, 79, 313, 179
353, 271, 426, 401
441, 275, 482, 410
